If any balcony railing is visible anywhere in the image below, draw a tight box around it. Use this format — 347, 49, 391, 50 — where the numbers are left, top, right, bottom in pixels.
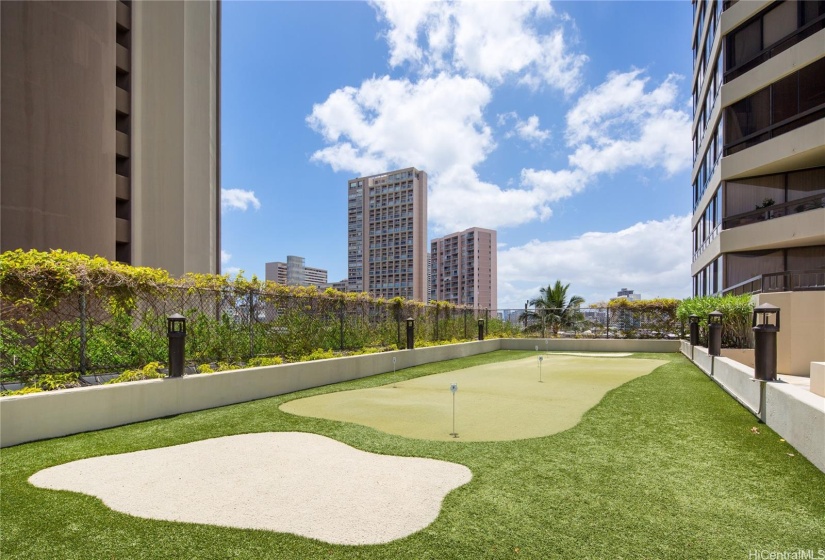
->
722, 193, 825, 230
692, 223, 720, 262
722, 269, 825, 296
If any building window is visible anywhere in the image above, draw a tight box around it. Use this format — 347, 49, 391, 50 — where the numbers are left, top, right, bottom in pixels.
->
724, 57, 825, 155
725, 0, 825, 82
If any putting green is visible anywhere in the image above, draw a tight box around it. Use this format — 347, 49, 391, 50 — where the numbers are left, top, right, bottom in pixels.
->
280, 355, 667, 442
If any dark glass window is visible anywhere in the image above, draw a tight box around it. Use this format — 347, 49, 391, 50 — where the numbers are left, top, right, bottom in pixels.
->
803, 1, 825, 24
799, 58, 825, 112
724, 58, 825, 154
725, 87, 769, 143
772, 72, 798, 123
763, 0, 797, 46
725, 1, 825, 81
732, 18, 760, 67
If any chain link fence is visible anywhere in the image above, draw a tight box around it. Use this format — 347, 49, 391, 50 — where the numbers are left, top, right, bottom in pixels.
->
2, 285, 685, 384
1, 286, 488, 382
489, 306, 684, 340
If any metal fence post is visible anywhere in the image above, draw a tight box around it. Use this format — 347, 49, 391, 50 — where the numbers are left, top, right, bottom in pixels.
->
434, 305, 439, 341
396, 305, 401, 348
464, 309, 468, 339
605, 308, 610, 339
248, 292, 256, 359
485, 308, 489, 336
339, 302, 345, 351
79, 290, 87, 375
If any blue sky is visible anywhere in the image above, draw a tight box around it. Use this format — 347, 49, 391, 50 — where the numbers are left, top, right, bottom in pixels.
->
221, 0, 694, 308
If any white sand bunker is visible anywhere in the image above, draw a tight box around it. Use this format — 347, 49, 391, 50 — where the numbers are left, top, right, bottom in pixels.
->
28, 432, 472, 545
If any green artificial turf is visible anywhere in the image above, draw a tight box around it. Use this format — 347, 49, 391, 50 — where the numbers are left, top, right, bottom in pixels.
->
2, 351, 824, 559
280, 354, 667, 441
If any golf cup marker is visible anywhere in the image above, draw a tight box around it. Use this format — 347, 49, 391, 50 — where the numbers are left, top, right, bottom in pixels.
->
450, 383, 458, 438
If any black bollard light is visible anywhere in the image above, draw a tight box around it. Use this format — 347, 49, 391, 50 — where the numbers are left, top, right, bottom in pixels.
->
753, 303, 780, 381
478, 319, 485, 341
406, 317, 415, 350
689, 314, 700, 346
167, 314, 186, 377
708, 310, 723, 356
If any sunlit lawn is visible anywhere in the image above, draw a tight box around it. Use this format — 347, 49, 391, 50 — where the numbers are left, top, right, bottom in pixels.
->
2, 351, 823, 559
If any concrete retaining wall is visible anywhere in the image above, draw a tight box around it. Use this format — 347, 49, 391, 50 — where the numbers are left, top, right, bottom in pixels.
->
681, 343, 825, 473
0, 338, 678, 448
501, 338, 681, 353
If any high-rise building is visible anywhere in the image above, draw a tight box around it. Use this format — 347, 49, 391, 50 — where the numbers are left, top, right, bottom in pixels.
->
615, 288, 641, 301
265, 256, 328, 287
690, 0, 824, 374
347, 168, 428, 301
431, 227, 497, 310
1, 1, 220, 276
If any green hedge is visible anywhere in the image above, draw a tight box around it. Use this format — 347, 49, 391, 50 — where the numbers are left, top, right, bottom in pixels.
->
0, 250, 481, 383
676, 294, 754, 348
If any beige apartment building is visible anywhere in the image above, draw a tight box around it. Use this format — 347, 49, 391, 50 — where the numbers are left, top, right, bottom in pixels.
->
265, 256, 328, 287
347, 168, 428, 301
431, 227, 497, 310
690, 0, 824, 374
1, 0, 220, 276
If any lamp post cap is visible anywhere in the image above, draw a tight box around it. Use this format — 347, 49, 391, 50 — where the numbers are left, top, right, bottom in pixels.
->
754, 303, 780, 312
168, 313, 185, 320
709, 310, 723, 317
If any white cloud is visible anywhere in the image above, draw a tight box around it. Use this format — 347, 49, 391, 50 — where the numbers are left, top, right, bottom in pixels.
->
221, 189, 261, 212
372, 1, 587, 94
308, 74, 558, 232
224, 267, 242, 277
308, 8, 691, 234
500, 113, 551, 144
563, 71, 691, 176
520, 168, 589, 203
497, 215, 692, 308
221, 250, 232, 266
516, 70, 691, 206
308, 74, 494, 176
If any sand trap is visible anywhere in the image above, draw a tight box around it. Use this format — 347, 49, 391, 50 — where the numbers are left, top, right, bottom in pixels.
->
281, 355, 666, 442
28, 432, 472, 545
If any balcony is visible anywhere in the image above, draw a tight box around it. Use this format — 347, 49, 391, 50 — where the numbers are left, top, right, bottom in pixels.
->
723, 193, 825, 230
723, 269, 825, 295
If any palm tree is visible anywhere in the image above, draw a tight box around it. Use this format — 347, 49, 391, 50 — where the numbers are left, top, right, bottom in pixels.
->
521, 280, 585, 337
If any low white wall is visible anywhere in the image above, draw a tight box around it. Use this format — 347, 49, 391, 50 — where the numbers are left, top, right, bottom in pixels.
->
500, 338, 681, 353
0, 340, 500, 448
766, 382, 825, 473
682, 343, 825, 473
812, 362, 825, 398
0, 338, 678, 448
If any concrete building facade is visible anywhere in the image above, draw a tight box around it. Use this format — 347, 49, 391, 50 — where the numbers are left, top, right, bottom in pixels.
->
1, 0, 220, 276
431, 227, 497, 310
347, 168, 428, 301
265, 256, 328, 287
690, 0, 825, 374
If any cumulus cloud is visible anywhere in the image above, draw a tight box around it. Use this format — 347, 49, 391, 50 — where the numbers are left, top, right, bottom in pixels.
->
500, 113, 551, 144
372, 0, 587, 94
308, 6, 691, 233
221, 189, 261, 212
516, 70, 691, 204
498, 215, 692, 308
220, 250, 232, 266
309, 74, 559, 231
563, 70, 691, 175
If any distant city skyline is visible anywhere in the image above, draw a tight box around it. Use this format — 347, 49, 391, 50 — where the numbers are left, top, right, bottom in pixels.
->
220, 1, 694, 307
